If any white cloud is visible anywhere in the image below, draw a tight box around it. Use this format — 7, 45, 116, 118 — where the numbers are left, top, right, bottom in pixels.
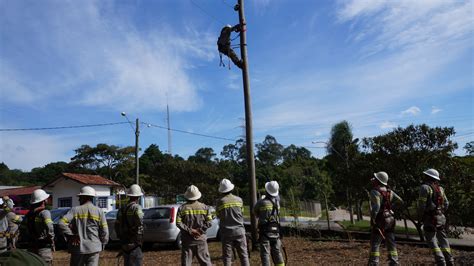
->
431, 106, 443, 114
401, 106, 421, 116
0, 1, 216, 113
0, 132, 73, 171
338, 0, 473, 57
380, 121, 397, 129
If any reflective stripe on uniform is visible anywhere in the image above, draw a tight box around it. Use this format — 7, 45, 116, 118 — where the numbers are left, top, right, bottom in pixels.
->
259, 205, 273, 211
370, 252, 380, 257
73, 213, 101, 222
44, 218, 53, 224
389, 250, 398, 256
217, 202, 243, 212
181, 209, 207, 215
275, 263, 285, 266
432, 248, 441, 252
206, 215, 213, 221
176, 217, 182, 223
13, 215, 21, 222
441, 247, 451, 253
101, 222, 108, 228
60, 217, 69, 224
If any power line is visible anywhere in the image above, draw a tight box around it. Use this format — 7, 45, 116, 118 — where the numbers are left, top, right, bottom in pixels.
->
0, 122, 129, 132
144, 122, 236, 142
189, 0, 225, 24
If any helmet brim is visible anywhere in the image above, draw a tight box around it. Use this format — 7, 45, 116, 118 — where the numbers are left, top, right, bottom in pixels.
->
30, 193, 50, 204
373, 173, 388, 186
218, 183, 235, 193
423, 171, 440, 180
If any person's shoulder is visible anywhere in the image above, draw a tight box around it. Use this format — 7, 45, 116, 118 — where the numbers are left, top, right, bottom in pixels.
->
39, 209, 51, 215
231, 194, 243, 202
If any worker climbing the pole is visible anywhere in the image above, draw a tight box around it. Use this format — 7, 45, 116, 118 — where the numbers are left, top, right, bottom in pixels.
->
254, 181, 285, 266
217, 24, 243, 69
418, 168, 454, 266
368, 172, 403, 266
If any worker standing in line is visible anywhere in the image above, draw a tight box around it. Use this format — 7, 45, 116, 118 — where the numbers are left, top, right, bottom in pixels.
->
0, 198, 9, 254
25, 189, 55, 264
368, 172, 403, 266
3, 197, 23, 250
216, 179, 250, 266
58, 186, 108, 266
176, 185, 212, 266
254, 181, 285, 266
418, 169, 454, 266
115, 184, 144, 266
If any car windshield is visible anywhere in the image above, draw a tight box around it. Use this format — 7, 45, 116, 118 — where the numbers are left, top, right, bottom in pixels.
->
144, 208, 171, 219
50, 208, 70, 221
106, 210, 118, 219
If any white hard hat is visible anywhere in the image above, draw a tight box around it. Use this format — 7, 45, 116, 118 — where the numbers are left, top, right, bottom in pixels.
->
218, 178, 235, 193
127, 184, 144, 197
184, 185, 202, 201
0, 198, 3, 205
265, 181, 279, 197
30, 189, 50, 204
423, 168, 440, 180
374, 171, 389, 186
225, 24, 232, 28
77, 186, 97, 197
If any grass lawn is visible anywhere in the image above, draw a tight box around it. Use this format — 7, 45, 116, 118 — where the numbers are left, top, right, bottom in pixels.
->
340, 220, 419, 235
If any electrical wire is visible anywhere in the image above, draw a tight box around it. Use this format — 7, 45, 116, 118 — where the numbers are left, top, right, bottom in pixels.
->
0, 122, 129, 132
190, 0, 225, 24
144, 122, 236, 142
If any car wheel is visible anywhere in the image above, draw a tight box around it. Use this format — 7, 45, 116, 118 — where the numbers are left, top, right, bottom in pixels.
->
175, 232, 182, 250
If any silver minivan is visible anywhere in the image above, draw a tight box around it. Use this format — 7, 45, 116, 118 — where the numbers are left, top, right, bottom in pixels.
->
107, 204, 220, 249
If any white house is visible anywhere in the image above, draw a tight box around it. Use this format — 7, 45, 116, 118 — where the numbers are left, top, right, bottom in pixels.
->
43, 173, 122, 212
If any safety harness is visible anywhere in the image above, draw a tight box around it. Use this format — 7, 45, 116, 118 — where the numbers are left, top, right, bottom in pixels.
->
259, 197, 281, 239
375, 188, 395, 232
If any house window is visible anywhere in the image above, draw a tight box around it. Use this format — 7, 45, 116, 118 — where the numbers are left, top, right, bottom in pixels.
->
58, 197, 72, 208
97, 197, 108, 209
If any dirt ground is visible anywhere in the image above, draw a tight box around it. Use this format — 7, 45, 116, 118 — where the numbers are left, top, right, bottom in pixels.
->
52, 237, 474, 265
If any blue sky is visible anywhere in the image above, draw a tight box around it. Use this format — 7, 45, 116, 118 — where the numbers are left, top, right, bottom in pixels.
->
1, 0, 473, 171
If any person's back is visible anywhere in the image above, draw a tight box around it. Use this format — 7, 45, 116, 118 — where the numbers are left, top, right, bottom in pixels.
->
60, 202, 108, 254
178, 201, 211, 243
216, 193, 245, 237
0, 206, 8, 253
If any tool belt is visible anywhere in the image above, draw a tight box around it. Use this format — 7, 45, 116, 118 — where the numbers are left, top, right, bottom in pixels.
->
259, 221, 280, 239
424, 208, 446, 228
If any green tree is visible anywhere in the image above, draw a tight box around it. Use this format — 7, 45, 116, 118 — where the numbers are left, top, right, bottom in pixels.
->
362, 124, 457, 240
327, 120, 359, 224
70, 143, 135, 180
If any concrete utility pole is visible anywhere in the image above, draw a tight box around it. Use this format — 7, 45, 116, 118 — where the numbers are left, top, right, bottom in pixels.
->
135, 118, 140, 185
236, 0, 258, 249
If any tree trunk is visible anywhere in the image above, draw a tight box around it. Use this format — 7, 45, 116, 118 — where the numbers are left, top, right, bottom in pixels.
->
347, 189, 354, 224
356, 199, 363, 221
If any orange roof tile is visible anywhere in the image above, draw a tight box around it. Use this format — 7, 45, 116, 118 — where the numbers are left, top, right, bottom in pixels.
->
61, 173, 121, 187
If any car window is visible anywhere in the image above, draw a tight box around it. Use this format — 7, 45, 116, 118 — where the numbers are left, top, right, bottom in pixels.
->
144, 208, 170, 219
50, 208, 70, 221
106, 210, 118, 219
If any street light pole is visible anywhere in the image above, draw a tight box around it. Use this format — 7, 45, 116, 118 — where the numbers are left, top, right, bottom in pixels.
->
135, 118, 140, 185
121, 112, 140, 185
